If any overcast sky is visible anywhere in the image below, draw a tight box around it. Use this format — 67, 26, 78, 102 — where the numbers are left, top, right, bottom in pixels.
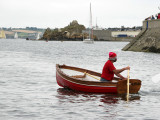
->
0, 0, 160, 29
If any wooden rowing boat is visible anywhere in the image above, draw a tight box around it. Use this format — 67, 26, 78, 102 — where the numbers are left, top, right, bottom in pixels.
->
56, 64, 141, 94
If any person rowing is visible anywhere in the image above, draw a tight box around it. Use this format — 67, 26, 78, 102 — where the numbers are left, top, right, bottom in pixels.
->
100, 52, 130, 82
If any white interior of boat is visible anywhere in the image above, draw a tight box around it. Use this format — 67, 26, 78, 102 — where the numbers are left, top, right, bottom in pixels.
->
61, 68, 100, 81
60, 68, 118, 83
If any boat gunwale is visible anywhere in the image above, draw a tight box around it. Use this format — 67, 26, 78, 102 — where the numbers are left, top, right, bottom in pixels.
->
56, 64, 117, 87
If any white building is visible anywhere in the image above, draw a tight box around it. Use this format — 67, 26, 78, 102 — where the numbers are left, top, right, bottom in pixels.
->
112, 30, 141, 37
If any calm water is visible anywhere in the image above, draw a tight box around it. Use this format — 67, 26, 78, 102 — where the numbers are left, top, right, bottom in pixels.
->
0, 39, 160, 120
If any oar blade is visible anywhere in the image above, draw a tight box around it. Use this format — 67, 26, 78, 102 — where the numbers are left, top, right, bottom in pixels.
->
117, 79, 141, 94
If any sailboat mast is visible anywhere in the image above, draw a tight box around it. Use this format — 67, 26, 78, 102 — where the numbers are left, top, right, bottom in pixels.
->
89, 3, 92, 39
83, 3, 94, 43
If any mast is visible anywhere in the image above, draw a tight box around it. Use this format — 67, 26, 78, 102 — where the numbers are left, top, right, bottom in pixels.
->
96, 17, 98, 29
89, 3, 93, 40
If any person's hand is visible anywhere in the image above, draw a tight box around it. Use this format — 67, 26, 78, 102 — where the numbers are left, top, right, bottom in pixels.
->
125, 66, 130, 70
121, 77, 127, 80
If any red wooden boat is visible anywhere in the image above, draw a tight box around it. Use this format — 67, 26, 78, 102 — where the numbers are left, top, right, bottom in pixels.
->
56, 64, 141, 94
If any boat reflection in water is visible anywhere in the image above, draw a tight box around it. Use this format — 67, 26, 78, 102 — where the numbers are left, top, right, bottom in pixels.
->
56, 88, 140, 104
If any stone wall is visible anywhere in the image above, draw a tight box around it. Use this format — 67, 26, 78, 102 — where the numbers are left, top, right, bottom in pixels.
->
82, 29, 112, 41
83, 29, 135, 41
142, 19, 160, 29
112, 37, 133, 42
93, 30, 112, 40
122, 20, 160, 53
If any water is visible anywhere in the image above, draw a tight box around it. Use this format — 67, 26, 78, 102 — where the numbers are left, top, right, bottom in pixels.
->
0, 39, 160, 120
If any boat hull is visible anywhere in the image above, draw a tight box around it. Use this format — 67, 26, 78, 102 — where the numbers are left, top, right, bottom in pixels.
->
83, 39, 94, 44
56, 71, 117, 93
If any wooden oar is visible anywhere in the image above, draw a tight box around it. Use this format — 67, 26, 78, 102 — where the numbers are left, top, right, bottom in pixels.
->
71, 74, 86, 78
84, 72, 100, 80
126, 69, 130, 102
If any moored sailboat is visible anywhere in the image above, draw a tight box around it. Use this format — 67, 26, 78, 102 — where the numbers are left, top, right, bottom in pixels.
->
83, 3, 94, 43
14, 32, 18, 39
36, 32, 40, 40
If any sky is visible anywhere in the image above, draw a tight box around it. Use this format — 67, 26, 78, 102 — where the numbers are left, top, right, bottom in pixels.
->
0, 0, 160, 29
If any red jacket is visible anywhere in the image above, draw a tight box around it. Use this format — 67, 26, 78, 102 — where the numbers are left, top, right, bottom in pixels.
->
101, 60, 116, 80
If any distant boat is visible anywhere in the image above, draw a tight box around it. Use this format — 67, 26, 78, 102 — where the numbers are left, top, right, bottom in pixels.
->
0, 30, 6, 39
36, 32, 40, 40
14, 32, 18, 39
83, 3, 94, 44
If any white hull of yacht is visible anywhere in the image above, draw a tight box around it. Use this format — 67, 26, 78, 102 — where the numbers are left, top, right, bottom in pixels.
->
83, 39, 94, 44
